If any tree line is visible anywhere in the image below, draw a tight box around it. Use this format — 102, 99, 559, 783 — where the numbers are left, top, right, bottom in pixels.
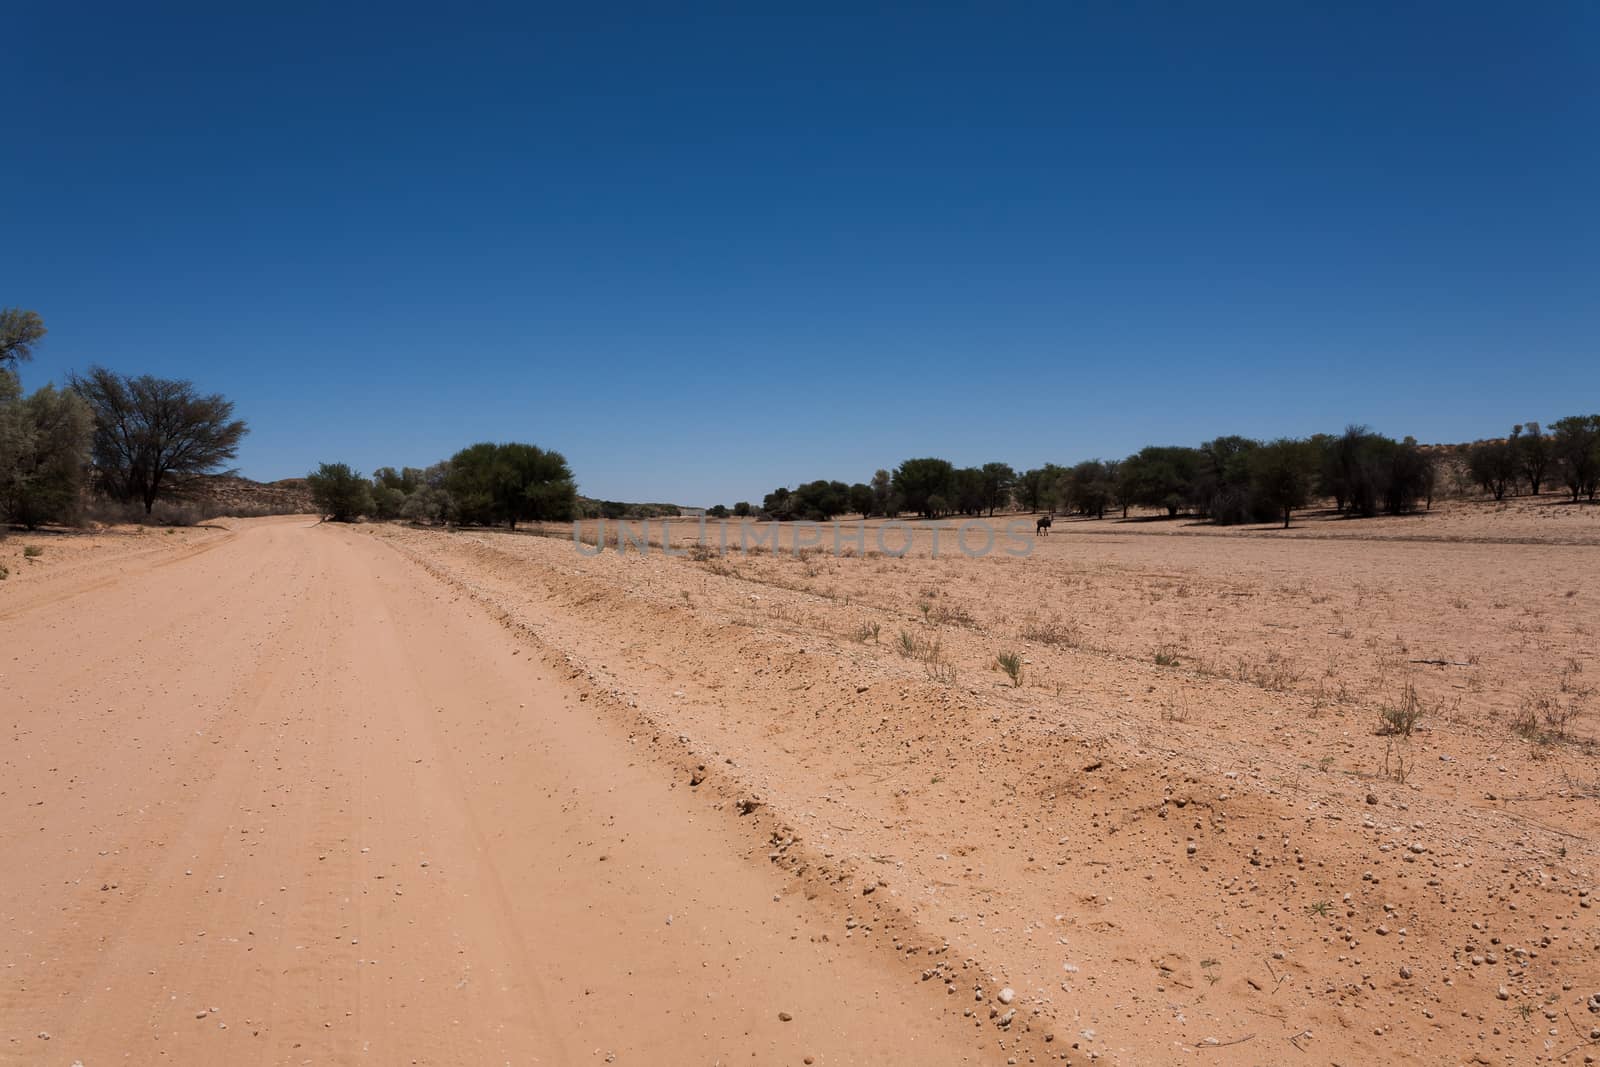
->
2, 308, 248, 528
1466, 420, 1600, 502
307, 443, 576, 528
742, 420, 1600, 528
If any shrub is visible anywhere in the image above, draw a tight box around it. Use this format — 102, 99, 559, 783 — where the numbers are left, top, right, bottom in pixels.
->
996, 650, 1024, 686
370, 485, 406, 520
1377, 683, 1425, 737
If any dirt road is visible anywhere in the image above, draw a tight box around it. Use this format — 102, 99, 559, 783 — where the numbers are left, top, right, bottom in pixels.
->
1, 518, 985, 1065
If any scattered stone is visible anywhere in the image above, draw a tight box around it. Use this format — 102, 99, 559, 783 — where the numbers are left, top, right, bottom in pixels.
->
998, 987, 1015, 1004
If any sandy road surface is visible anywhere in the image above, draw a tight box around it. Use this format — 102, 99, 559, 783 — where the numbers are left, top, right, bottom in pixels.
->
1, 517, 983, 1065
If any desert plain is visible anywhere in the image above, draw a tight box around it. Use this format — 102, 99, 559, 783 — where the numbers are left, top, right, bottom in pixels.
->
3, 499, 1598, 1065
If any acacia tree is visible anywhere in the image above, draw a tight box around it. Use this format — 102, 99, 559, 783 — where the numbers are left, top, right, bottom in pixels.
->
1551, 415, 1600, 502
307, 462, 372, 522
1017, 465, 1064, 513
953, 467, 987, 516
1467, 439, 1516, 500
869, 468, 895, 517
977, 462, 1016, 516
70, 367, 248, 513
1249, 438, 1319, 528
0, 309, 47, 367
1514, 423, 1549, 495
1121, 446, 1201, 516
446, 441, 576, 529
892, 457, 955, 517
848, 482, 874, 518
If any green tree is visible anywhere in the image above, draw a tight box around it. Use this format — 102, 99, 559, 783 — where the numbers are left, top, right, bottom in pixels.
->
307, 462, 373, 522
400, 462, 452, 524
1514, 422, 1549, 496
1319, 426, 1430, 517
1016, 465, 1066, 513
848, 482, 874, 518
1064, 460, 1117, 519
1467, 439, 1516, 500
707, 503, 730, 519
1249, 438, 1320, 528
370, 485, 407, 519
1551, 415, 1600, 502
733, 501, 752, 517
952, 467, 987, 516
978, 462, 1016, 516
1121, 446, 1201, 516
0, 309, 47, 367
1196, 436, 1263, 522
892, 457, 955, 518
761, 486, 793, 520
70, 367, 248, 513
445, 442, 577, 529
372, 466, 421, 495
0, 372, 94, 528
870, 468, 895, 517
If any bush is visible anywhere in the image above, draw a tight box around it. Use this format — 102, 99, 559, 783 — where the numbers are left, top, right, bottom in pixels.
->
306, 462, 373, 522
370, 485, 406, 520
401, 484, 451, 524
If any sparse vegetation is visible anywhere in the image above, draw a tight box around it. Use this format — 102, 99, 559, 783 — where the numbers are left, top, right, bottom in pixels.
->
1021, 617, 1083, 649
996, 650, 1023, 686
1377, 682, 1426, 738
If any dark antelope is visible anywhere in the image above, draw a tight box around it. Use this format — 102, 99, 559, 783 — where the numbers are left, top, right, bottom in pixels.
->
1035, 513, 1053, 536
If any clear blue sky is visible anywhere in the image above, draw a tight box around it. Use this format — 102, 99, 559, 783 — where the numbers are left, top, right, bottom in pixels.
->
7, 3, 1596, 505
